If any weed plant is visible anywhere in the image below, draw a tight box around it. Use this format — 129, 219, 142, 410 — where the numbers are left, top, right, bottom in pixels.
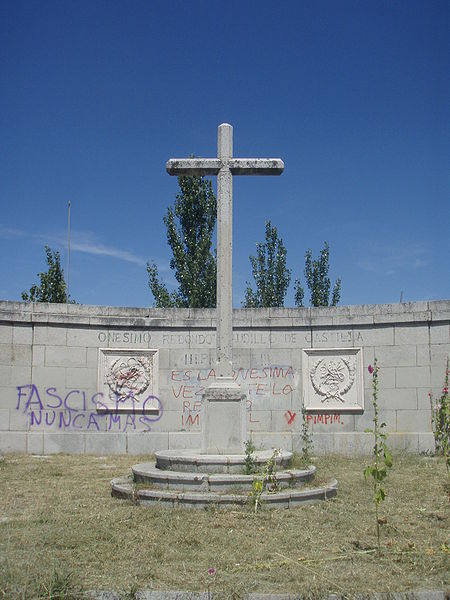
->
430, 356, 450, 477
243, 439, 257, 475
364, 358, 393, 553
300, 403, 313, 466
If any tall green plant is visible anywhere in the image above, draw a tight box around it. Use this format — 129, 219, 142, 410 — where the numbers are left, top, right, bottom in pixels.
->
243, 221, 291, 308
294, 242, 341, 307
429, 357, 449, 476
147, 175, 216, 308
364, 359, 393, 553
22, 246, 70, 303
300, 404, 313, 466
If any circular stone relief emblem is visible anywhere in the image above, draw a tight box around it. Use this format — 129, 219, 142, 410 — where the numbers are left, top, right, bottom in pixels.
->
106, 356, 152, 403
310, 357, 356, 404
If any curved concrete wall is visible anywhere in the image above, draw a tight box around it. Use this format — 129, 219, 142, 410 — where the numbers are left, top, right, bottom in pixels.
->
0, 300, 449, 455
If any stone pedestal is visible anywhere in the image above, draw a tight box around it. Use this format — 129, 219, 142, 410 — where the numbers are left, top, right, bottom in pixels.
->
201, 378, 246, 454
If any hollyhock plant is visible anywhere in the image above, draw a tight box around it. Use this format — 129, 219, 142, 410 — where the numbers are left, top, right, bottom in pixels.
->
429, 357, 449, 475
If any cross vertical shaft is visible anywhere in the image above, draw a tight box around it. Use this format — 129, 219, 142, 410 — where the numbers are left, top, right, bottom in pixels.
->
166, 123, 284, 453
217, 124, 233, 378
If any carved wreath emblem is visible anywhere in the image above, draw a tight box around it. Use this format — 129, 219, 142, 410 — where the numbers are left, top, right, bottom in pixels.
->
310, 357, 355, 403
106, 356, 153, 403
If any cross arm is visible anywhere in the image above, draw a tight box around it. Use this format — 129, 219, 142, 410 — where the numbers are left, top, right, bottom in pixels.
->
166, 158, 221, 176
229, 158, 284, 175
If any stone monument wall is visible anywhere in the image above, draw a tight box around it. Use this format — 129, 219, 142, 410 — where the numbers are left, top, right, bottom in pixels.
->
0, 300, 448, 455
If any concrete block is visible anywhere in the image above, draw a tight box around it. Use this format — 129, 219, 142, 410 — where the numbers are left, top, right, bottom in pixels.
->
396, 410, 431, 433
232, 348, 251, 367
305, 432, 334, 454
431, 309, 450, 322
31, 366, 66, 389
418, 433, 435, 453
0, 344, 12, 364
0, 310, 31, 323
44, 432, 85, 454
86, 348, 99, 368
416, 345, 431, 366
309, 316, 334, 328
11, 344, 32, 367
0, 324, 13, 343
9, 409, 29, 431
430, 345, 450, 367
364, 366, 395, 388
395, 324, 429, 345
245, 392, 292, 412
377, 388, 417, 410
33, 325, 67, 346
429, 323, 449, 344
168, 431, 201, 450
389, 433, 419, 451
147, 410, 180, 432
127, 432, 169, 455
32, 345, 46, 366
417, 387, 433, 410
11, 366, 32, 386
169, 348, 212, 370
234, 330, 270, 349
269, 329, 306, 348
333, 432, 373, 455
249, 347, 290, 367
27, 431, 44, 454
247, 410, 272, 432
1, 391, 24, 410
271, 408, 297, 431
0, 431, 27, 453
354, 409, 396, 432
46, 346, 86, 368
396, 366, 430, 388
85, 433, 126, 454
309, 412, 355, 432
65, 367, 96, 389
67, 327, 104, 348
356, 325, 394, 346
157, 348, 170, 370
0, 408, 10, 429
0, 365, 11, 386
13, 325, 33, 345
375, 345, 416, 367
310, 328, 354, 348
251, 431, 292, 452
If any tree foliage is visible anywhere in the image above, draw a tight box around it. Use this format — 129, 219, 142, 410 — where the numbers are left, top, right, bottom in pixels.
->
294, 242, 341, 307
21, 246, 68, 303
243, 221, 291, 308
147, 175, 217, 308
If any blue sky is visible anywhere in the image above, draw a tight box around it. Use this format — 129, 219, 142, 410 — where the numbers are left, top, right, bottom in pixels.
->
1, 0, 449, 308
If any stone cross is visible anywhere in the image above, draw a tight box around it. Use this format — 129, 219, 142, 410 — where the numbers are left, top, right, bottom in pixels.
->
166, 123, 284, 452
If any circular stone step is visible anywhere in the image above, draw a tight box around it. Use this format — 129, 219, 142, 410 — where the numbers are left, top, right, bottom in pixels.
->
111, 476, 338, 509
132, 462, 316, 492
154, 449, 293, 474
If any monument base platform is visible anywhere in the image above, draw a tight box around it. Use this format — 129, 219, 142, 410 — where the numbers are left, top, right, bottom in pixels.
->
111, 448, 338, 509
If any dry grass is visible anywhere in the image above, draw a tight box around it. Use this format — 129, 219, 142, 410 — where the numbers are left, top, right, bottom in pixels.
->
0, 452, 449, 599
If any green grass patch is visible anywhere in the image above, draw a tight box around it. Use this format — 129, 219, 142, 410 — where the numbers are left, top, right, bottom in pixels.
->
0, 453, 448, 598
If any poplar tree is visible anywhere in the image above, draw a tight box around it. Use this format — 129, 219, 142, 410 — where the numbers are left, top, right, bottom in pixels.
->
243, 221, 291, 308
22, 246, 69, 303
294, 242, 341, 307
147, 175, 217, 308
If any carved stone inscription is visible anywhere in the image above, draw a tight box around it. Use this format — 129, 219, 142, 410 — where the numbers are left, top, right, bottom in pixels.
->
98, 349, 159, 412
302, 348, 364, 413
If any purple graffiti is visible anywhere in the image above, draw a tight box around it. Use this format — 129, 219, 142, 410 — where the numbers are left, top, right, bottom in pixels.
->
15, 385, 163, 433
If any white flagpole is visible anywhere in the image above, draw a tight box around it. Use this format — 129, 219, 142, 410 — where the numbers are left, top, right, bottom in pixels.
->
67, 200, 71, 304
